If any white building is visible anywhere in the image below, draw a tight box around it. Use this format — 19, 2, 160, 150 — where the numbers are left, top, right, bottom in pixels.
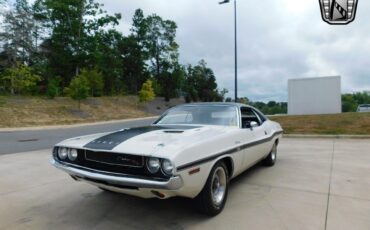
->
288, 76, 341, 115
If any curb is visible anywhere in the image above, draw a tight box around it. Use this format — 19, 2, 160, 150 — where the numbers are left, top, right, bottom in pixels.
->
0, 116, 159, 132
284, 134, 370, 139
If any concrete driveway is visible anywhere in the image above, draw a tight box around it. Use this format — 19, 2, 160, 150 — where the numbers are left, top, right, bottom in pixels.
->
0, 138, 369, 230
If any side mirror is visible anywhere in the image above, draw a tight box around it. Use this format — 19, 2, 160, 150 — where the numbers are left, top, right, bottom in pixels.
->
250, 121, 259, 130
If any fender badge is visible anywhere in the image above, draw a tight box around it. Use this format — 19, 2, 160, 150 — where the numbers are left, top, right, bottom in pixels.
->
189, 167, 200, 175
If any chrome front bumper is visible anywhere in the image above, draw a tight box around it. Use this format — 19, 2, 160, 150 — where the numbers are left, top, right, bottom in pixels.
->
51, 159, 183, 190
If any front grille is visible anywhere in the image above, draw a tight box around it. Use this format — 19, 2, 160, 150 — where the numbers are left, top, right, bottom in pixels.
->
84, 150, 144, 168
54, 148, 170, 180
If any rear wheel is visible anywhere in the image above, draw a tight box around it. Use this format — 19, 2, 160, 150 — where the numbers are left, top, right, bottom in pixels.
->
196, 161, 229, 216
263, 142, 277, 166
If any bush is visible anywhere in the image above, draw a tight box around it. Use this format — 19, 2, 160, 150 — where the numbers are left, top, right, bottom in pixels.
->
46, 77, 61, 99
139, 79, 155, 102
79, 68, 104, 97
1, 65, 41, 95
65, 75, 90, 109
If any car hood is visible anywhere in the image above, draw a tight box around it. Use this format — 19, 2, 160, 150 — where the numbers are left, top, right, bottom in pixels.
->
57, 125, 234, 157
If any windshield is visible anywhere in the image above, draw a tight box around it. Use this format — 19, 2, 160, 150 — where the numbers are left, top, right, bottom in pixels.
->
155, 105, 238, 127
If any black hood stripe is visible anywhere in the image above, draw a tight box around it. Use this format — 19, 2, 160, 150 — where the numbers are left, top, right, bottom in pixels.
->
84, 125, 200, 150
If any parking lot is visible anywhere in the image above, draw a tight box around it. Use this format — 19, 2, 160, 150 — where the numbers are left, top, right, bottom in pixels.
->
1, 138, 370, 230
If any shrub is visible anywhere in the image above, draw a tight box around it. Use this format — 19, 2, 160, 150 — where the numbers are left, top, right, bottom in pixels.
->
79, 68, 104, 97
1, 65, 41, 95
139, 79, 155, 102
65, 75, 90, 109
46, 77, 61, 99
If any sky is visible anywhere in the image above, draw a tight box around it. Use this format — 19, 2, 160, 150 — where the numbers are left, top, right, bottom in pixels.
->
97, 0, 370, 102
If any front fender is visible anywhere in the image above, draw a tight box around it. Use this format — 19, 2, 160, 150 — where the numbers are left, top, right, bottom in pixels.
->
174, 154, 235, 199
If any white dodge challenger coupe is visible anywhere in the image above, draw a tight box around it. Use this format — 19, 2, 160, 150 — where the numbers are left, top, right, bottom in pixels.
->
52, 103, 283, 216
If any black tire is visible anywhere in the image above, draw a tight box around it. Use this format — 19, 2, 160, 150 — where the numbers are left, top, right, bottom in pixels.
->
196, 161, 229, 216
263, 142, 277, 167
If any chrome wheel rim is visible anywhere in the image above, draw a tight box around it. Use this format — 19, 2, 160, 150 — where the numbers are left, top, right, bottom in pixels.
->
211, 167, 227, 206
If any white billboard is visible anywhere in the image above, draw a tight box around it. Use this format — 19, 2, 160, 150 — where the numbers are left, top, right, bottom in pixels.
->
288, 76, 341, 115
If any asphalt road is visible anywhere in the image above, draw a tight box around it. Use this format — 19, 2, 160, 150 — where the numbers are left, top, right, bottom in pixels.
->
0, 118, 156, 155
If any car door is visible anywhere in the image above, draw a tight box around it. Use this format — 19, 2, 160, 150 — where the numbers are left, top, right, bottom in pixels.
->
239, 107, 267, 170
251, 108, 273, 154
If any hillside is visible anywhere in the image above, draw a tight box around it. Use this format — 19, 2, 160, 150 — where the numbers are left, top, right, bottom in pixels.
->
1, 96, 369, 135
0, 96, 153, 128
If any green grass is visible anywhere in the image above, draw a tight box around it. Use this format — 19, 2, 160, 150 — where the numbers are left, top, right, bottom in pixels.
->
270, 112, 370, 135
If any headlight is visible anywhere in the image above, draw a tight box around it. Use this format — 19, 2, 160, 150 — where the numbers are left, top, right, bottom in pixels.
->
68, 149, 78, 161
58, 147, 68, 160
161, 159, 174, 175
147, 157, 160, 174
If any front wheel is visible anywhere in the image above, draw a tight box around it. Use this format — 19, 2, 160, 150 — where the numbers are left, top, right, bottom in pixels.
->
263, 142, 277, 166
196, 161, 229, 216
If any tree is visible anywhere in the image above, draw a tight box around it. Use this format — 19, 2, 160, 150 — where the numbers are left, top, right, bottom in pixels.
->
0, 0, 35, 67
118, 35, 148, 94
239, 97, 250, 104
91, 30, 124, 94
46, 76, 61, 99
131, 9, 147, 48
341, 91, 370, 112
78, 68, 103, 97
33, 0, 121, 86
144, 15, 178, 78
1, 64, 41, 94
0, 0, 7, 7
157, 63, 184, 101
138, 79, 155, 102
184, 60, 222, 102
131, 9, 180, 101
65, 74, 90, 109
248, 101, 287, 115
219, 88, 229, 102
353, 91, 370, 105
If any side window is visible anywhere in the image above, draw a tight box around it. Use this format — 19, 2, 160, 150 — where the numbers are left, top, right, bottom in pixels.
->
252, 109, 267, 124
240, 107, 261, 128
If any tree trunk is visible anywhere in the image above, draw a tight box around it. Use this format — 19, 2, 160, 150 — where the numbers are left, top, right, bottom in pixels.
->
155, 43, 160, 79
75, 66, 80, 76
156, 54, 160, 79
10, 75, 14, 95
165, 93, 170, 102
